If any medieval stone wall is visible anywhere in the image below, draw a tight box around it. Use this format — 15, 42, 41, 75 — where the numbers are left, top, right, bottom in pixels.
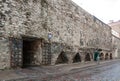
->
0, 0, 112, 69
1, 0, 112, 48
0, 38, 10, 69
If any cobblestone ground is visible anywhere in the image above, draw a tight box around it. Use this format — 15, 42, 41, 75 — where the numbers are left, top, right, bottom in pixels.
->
2, 60, 120, 81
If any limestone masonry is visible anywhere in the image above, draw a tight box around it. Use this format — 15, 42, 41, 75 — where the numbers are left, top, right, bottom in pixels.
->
0, 0, 115, 69
109, 21, 120, 59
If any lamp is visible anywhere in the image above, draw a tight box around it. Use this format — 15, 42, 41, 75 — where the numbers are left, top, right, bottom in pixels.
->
48, 32, 52, 41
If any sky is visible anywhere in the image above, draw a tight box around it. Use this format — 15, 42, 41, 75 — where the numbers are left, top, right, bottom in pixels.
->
72, 0, 120, 24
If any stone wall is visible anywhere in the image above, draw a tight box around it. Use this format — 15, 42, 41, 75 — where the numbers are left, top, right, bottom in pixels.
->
1, 0, 112, 48
112, 35, 120, 58
109, 21, 120, 37
0, 38, 10, 69
0, 0, 112, 68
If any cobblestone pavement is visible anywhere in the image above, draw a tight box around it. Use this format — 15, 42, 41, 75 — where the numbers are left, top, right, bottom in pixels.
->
0, 60, 120, 81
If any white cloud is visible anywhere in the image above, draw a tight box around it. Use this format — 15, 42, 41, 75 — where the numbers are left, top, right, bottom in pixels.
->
72, 0, 120, 23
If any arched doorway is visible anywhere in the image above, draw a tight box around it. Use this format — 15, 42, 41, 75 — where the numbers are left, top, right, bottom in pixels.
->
100, 53, 104, 60
110, 53, 113, 59
85, 53, 91, 61
73, 53, 81, 63
55, 51, 68, 64
105, 53, 109, 60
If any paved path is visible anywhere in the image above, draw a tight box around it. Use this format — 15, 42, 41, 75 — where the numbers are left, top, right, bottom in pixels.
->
0, 59, 120, 81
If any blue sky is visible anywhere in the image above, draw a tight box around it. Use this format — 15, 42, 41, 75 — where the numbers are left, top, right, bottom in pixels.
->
72, 0, 120, 24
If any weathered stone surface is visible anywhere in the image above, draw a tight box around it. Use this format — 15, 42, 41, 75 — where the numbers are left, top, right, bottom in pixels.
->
108, 21, 120, 59
0, 0, 113, 69
112, 35, 120, 58
0, 37, 10, 69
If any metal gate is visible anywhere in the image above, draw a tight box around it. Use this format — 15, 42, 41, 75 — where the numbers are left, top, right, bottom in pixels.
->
42, 43, 51, 65
9, 38, 23, 68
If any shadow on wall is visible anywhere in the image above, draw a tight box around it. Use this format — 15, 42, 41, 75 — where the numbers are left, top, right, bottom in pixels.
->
85, 53, 91, 61
105, 53, 109, 60
73, 53, 81, 63
110, 53, 113, 59
55, 51, 68, 64
100, 53, 104, 60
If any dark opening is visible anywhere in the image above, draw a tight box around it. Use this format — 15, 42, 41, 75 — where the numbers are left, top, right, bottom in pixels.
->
85, 53, 91, 61
105, 53, 109, 60
22, 37, 38, 68
73, 53, 81, 63
110, 53, 113, 59
100, 53, 104, 60
55, 52, 68, 64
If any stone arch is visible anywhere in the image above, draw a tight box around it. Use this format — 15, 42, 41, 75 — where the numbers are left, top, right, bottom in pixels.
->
110, 53, 113, 59
100, 53, 104, 60
85, 53, 91, 61
105, 53, 109, 60
73, 53, 81, 63
55, 51, 68, 64
90, 53, 94, 60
